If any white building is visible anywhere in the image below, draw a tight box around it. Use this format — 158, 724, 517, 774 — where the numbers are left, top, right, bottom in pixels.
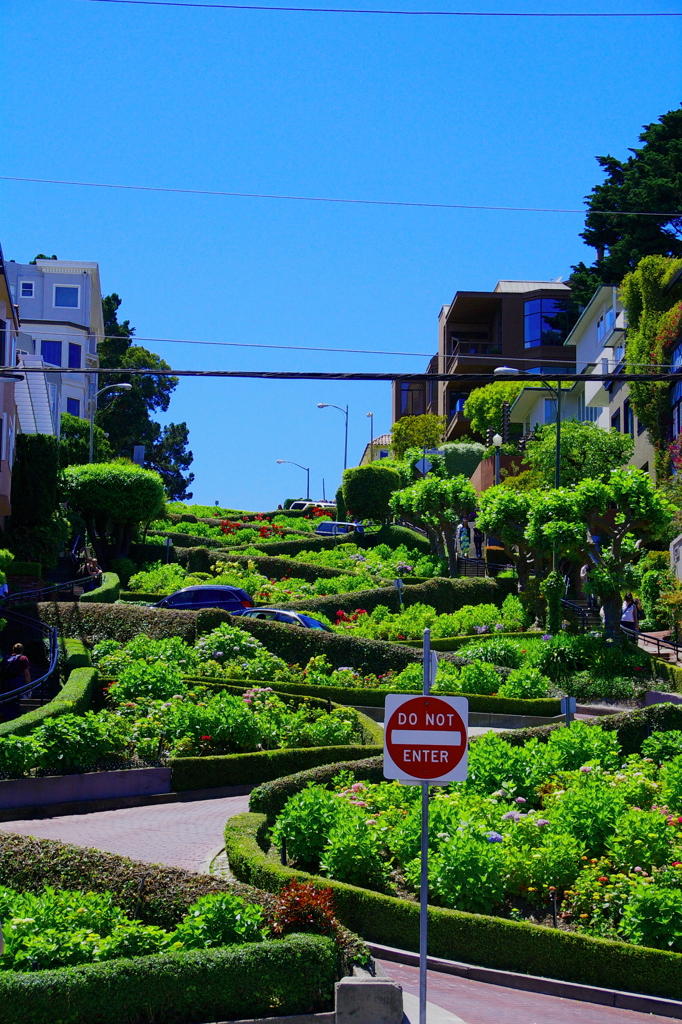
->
0, 246, 21, 519
4, 258, 102, 437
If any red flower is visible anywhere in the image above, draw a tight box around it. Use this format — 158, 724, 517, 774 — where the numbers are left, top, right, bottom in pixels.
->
598, 876, 609, 883
201, 735, 212, 741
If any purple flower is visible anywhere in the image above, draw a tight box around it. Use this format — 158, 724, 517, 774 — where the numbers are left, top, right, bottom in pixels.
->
542, 634, 552, 641
486, 831, 504, 843
502, 811, 521, 821
534, 819, 550, 827
495, 623, 505, 631
515, 797, 527, 804
492, 789, 506, 798
579, 765, 593, 774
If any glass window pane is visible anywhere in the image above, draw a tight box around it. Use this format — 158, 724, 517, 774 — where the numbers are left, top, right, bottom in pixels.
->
41, 340, 62, 365
66, 397, 80, 417
55, 286, 79, 308
524, 299, 542, 315
525, 312, 542, 344
68, 343, 81, 369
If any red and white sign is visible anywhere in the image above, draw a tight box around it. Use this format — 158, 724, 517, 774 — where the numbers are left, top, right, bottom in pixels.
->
383, 694, 468, 784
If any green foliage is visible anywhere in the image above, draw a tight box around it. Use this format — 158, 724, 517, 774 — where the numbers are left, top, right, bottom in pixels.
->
390, 475, 477, 575
5, 434, 68, 569
109, 558, 136, 587
0, 668, 98, 740
58, 412, 113, 467
342, 463, 402, 522
79, 572, 120, 604
391, 414, 446, 460
498, 667, 551, 700
463, 381, 527, 435
457, 637, 523, 668
540, 570, 564, 635
439, 442, 486, 478
620, 885, 682, 952
525, 420, 634, 487
170, 891, 265, 949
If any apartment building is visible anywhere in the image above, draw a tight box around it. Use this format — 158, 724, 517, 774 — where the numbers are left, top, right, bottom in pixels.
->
3, 258, 102, 437
509, 284, 655, 478
0, 246, 21, 518
393, 279, 575, 440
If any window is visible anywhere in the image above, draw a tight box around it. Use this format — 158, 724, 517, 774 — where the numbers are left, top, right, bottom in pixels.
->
54, 285, 79, 308
41, 340, 62, 365
611, 409, 621, 433
638, 417, 646, 436
400, 382, 425, 416
624, 398, 634, 437
448, 391, 466, 416
0, 320, 5, 366
597, 308, 615, 342
20, 281, 34, 298
524, 297, 569, 349
544, 397, 557, 424
0, 418, 3, 461
68, 343, 82, 369
66, 397, 80, 417
585, 406, 600, 423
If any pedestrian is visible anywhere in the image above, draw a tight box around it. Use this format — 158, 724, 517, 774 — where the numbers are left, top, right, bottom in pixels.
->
458, 520, 470, 557
0, 643, 31, 721
621, 592, 638, 633
473, 527, 484, 559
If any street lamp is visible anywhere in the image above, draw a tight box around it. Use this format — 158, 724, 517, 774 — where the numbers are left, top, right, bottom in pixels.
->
493, 367, 562, 489
89, 383, 132, 463
366, 412, 374, 463
492, 433, 502, 485
276, 460, 310, 500
317, 403, 349, 472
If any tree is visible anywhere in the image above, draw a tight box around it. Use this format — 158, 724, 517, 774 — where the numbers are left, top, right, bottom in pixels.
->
525, 420, 634, 487
61, 462, 166, 567
59, 412, 113, 468
97, 294, 194, 498
525, 469, 674, 637
439, 442, 486, 479
463, 382, 527, 436
568, 107, 682, 308
391, 414, 446, 460
5, 435, 69, 568
342, 463, 402, 522
390, 475, 477, 575
476, 488, 550, 593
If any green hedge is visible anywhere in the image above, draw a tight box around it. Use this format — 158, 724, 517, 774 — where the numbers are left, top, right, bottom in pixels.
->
0, 667, 98, 738
38, 602, 199, 646
225, 811, 682, 1001
390, 631, 545, 651
228, 535, 356, 558
129, 542, 179, 566
250, 755, 385, 822
187, 676, 557, 718
0, 832, 269, 929
79, 572, 120, 604
277, 576, 516, 619
174, 545, 347, 581
650, 659, 682, 693
119, 591, 161, 603
60, 637, 92, 674
170, 743, 382, 792
7, 562, 42, 578
356, 523, 432, 555
500, 702, 682, 755
0, 934, 337, 1024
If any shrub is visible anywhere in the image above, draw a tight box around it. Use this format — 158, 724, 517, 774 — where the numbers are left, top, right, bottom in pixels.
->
4, 434, 68, 569
39, 602, 199, 646
643, 731, 682, 765
110, 661, 186, 703
458, 637, 523, 669
269, 881, 339, 937
457, 661, 500, 696
171, 891, 265, 948
0, 668, 98, 739
498, 667, 551, 700
79, 572, 120, 604
109, 557, 138, 587
606, 807, 676, 873
342, 463, 402, 522
620, 885, 682, 953
413, 831, 507, 914
6, 561, 43, 577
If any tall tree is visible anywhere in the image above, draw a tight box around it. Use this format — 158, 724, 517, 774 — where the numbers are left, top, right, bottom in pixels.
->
390, 475, 477, 575
525, 420, 634, 487
97, 294, 194, 499
568, 107, 682, 309
391, 414, 446, 460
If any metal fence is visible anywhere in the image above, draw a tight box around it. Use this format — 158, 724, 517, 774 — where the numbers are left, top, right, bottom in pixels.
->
0, 605, 59, 707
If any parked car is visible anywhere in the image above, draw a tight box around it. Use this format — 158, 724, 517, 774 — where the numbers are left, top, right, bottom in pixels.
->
314, 520, 363, 536
237, 608, 333, 631
155, 585, 254, 612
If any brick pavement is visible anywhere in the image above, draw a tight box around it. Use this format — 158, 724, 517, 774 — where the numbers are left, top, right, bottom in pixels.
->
378, 960, 676, 1024
0, 793, 250, 872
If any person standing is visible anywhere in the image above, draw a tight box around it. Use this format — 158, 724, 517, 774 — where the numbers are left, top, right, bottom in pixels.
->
0, 643, 31, 721
458, 520, 471, 557
473, 527, 484, 560
621, 593, 639, 633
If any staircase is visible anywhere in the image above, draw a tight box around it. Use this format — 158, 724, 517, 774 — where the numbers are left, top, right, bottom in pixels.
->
561, 597, 602, 632
14, 356, 56, 434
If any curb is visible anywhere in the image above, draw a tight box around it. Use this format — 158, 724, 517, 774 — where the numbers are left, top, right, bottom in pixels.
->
0, 784, 254, 822
369, 942, 682, 1020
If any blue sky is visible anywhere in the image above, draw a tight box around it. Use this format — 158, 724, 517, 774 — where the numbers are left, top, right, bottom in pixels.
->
1, 0, 680, 509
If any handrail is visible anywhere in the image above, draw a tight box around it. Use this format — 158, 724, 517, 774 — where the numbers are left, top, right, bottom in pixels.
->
4, 574, 98, 606
0, 605, 59, 706
621, 624, 682, 658
561, 598, 589, 633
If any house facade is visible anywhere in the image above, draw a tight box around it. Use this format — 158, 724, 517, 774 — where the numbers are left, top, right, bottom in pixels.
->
509, 284, 655, 478
0, 246, 21, 518
4, 258, 102, 437
359, 432, 392, 465
393, 279, 575, 440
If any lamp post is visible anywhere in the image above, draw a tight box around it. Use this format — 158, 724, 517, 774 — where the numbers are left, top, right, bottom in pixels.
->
89, 383, 132, 463
317, 403, 349, 472
367, 411, 374, 463
492, 433, 502, 485
276, 460, 310, 500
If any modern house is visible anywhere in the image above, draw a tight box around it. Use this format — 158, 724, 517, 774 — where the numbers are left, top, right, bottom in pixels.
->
3, 257, 102, 437
393, 279, 575, 440
0, 246, 21, 518
509, 284, 655, 478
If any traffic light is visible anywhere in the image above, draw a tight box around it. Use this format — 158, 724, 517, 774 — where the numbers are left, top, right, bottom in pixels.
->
486, 428, 494, 447
501, 401, 510, 442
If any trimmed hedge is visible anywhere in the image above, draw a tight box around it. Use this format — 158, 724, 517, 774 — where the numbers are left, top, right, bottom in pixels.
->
0, 934, 337, 1024
7, 562, 42, 578
119, 591, 161, 603
250, 755, 385, 822
79, 572, 120, 604
277, 576, 517, 619
500, 702, 682, 755
225, 811, 682, 1001
0, 832, 268, 929
60, 637, 92, 673
228, 535, 356, 558
391, 631, 545, 652
174, 545, 348, 581
0, 667, 98, 738
356, 523, 432, 555
651, 659, 682, 693
170, 743, 382, 792
39, 602, 199, 645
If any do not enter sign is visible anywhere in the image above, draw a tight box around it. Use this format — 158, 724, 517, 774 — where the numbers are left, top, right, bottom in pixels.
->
384, 694, 468, 784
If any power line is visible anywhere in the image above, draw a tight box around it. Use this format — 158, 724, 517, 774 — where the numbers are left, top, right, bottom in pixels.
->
2, 175, 679, 217
79, 0, 682, 16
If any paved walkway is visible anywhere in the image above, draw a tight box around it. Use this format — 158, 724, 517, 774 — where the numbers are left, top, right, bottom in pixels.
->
1, 795, 676, 1023
0, 794, 249, 873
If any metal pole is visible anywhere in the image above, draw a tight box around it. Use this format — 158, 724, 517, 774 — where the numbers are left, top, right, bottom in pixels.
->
89, 398, 95, 464
494, 446, 500, 486
343, 405, 349, 472
555, 384, 561, 489
369, 413, 374, 463
306, 467, 310, 500
420, 626, 431, 1024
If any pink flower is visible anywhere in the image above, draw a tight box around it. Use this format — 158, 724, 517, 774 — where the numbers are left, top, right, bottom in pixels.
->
351, 782, 366, 792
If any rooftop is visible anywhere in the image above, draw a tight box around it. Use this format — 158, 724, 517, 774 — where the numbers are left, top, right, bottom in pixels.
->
493, 280, 570, 293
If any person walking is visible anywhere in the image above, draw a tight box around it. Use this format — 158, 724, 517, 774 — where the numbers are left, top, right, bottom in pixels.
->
0, 643, 31, 722
458, 520, 471, 557
621, 593, 639, 634
473, 527, 484, 560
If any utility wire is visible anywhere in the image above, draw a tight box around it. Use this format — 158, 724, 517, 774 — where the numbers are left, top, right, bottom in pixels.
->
79, 0, 682, 17
1, 175, 679, 217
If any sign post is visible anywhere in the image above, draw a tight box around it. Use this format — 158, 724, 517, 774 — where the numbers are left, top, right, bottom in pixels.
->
383, 628, 469, 1024
561, 695, 577, 728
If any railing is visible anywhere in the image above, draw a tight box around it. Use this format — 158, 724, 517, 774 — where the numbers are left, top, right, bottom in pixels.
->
0, 605, 59, 707
621, 625, 682, 660
4, 575, 98, 607
456, 556, 488, 577
561, 598, 590, 632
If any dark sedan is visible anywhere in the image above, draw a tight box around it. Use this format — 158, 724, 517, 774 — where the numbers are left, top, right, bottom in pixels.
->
237, 608, 332, 631
155, 585, 254, 612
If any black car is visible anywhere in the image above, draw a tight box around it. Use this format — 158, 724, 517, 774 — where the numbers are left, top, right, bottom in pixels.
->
155, 585, 254, 612
237, 608, 332, 631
